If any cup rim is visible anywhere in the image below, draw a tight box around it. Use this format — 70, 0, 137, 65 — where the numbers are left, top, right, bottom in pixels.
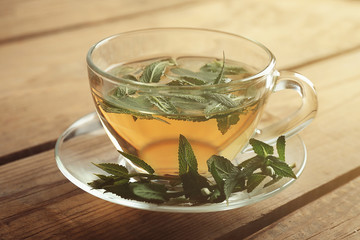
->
86, 27, 276, 90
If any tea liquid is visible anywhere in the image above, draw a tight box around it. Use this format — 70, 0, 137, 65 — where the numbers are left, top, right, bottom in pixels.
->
92, 57, 263, 175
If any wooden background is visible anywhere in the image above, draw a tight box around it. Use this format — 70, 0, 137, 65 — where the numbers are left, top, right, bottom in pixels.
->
1, 0, 360, 239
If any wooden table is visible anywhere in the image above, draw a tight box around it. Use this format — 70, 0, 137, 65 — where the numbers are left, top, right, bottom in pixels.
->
1, 0, 360, 239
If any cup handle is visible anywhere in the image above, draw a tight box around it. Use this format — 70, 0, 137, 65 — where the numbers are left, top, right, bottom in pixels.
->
251, 70, 318, 146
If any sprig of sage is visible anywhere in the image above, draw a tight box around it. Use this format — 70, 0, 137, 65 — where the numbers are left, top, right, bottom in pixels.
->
88, 135, 296, 205
100, 54, 252, 134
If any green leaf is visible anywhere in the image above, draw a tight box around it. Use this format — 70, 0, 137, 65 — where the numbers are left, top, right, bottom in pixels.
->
130, 182, 169, 202
238, 155, 266, 177
200, 60, 247, 75
276, 136, 286, 161
180, 172, 210, 203
267, 156, 297, 179
223, 170, 242, 202
88, 176, 116, 189
101, 93, 152, 115
147, 96, 179, 115
216, 112, 240, 135
118, 151, 155, 174
249, 138, 274, 157
208, 160, 223, 186
94, 174, 115, 181
207, 155, 238, 180
208, 188, 226, 203
178, 135, 198, 175
206, 93, 239, 108
139, 61, 170, 83
206, 155, 242, 202
92, 163, 129, 178
110, 85, 137, 98
169, 68, 217, 85
214, 53, 225, 84
246, 173, 267, 193
114, 179, 130, 185
103, 184, 135, 200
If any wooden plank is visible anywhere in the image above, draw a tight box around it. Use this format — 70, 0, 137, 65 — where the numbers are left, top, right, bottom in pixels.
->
1, 0, 360, 157
0, 153, 358, 239
245, 176, 360, 240
0, 0, 201, 42
1, 49, 360, 239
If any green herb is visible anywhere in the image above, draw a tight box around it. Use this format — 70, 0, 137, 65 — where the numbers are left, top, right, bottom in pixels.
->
168, 68, 217, 85
88, 135, 296, 205
100, 54, 251, 134
200, 59, 247, 75
139, 60, 172, 83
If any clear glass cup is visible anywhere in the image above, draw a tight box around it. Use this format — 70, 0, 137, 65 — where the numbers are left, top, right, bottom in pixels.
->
86, 28, 317, 176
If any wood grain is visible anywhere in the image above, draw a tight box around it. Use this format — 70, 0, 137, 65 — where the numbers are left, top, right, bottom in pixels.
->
0, 0, 202, 42
1, 49, 360, 239
1, 0, 360, 158
1, 0, 360, 238
0, 151, 358, 239
245, 176, 360, 240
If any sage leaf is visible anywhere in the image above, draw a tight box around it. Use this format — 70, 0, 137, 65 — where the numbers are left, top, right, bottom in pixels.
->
207, 155, 238, 180
130, 182, 168, 202
223, 170, 241, 202
139, 61, 170, 83
180, 172, 210, 203
238, 155, 266, 177
267, 156, 297, 179
88, 175, 117, 189
206, 93, 239, 108
170, 68, 217, 84
263, 176, 283, 188
91, 163, 129, 178
246, 173, 267, 193
178, 134, 198, 175
147, 96, 179, 115
103, 184, 135, 200
276, 135, 286, 161
200, 61, 247, 75
214, 53, 225, 84
118, 151, 155, 174
216, 112, 240, 135
249, 138, 274, 157
208, 188, 225, 203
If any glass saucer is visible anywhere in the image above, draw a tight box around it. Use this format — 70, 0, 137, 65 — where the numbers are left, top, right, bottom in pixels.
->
55, 112, 307, 213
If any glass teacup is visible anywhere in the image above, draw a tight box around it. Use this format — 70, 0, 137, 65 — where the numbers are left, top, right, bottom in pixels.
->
87, 28, 317, 176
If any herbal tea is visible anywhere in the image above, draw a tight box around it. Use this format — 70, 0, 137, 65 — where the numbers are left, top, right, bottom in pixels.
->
91, 56, 265, 175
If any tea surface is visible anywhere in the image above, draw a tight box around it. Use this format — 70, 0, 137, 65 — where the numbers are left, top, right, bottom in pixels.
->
92, 56, 264, 175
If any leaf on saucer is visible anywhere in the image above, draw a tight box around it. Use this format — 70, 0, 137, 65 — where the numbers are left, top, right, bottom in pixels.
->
207, 155, 238, 180
276, 135, 286, 161
178, 134, 198, 174
267, 156, 297, 179
130, 182, 169, 202
118, 151, 155, 174
263, 176, 283, 188
246, 173, 267, 193
92, 163, 129, 178
238, 156, 266, 177
249, 138, 274, 157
